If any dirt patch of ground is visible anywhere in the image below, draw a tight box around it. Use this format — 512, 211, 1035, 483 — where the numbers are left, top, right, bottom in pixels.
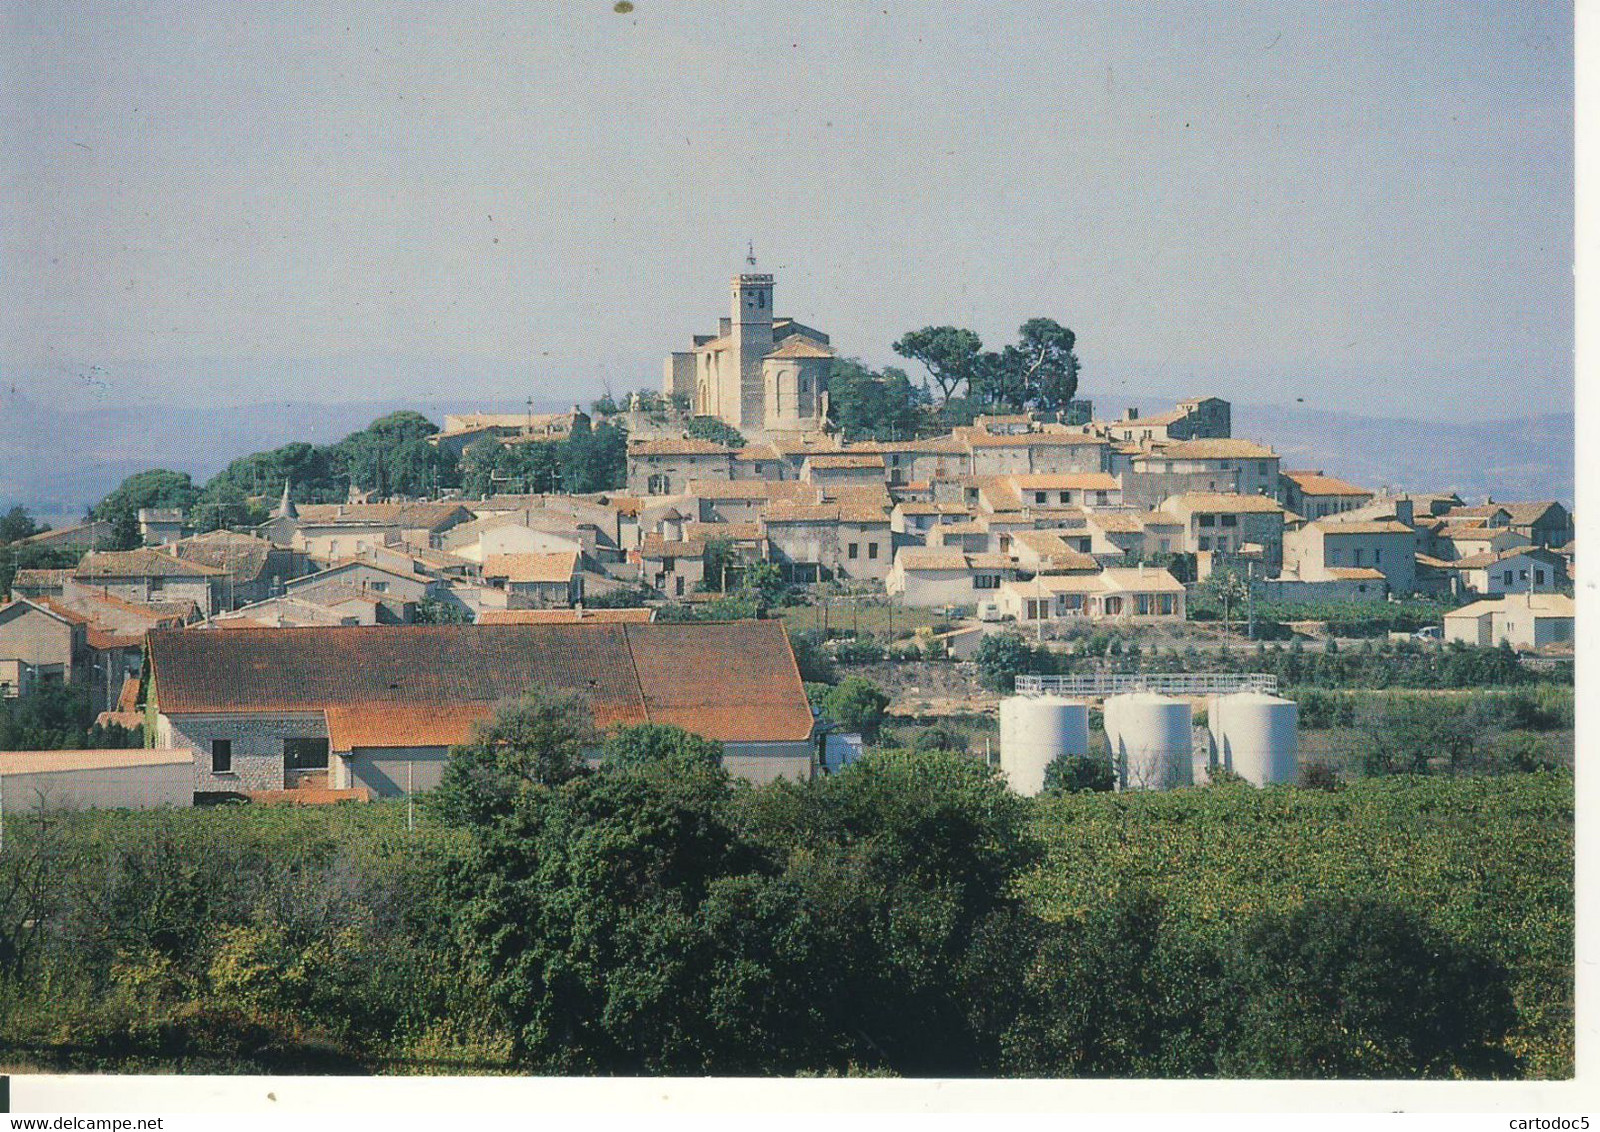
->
848, 660, 997, 718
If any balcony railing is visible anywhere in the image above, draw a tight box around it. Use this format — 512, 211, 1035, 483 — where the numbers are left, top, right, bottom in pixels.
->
1013, 672, 1279, 696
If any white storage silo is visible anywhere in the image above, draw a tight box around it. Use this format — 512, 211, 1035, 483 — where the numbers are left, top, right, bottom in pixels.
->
1105, 692, 1193, 791
1207, 692, 1298, 786
999, 694, 1090, 795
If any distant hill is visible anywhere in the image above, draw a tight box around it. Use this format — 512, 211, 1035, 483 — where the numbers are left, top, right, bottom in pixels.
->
0, 392, 1574, 524
0, 393, 566, 526
1230, 403, 1574, 508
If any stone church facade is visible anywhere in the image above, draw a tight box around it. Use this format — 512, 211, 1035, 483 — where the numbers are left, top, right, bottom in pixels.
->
663, 272, 834, 436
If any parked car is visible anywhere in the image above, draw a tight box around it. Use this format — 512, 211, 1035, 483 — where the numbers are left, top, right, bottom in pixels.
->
977, 601, 1002, 622
1413, 625, 1443, 641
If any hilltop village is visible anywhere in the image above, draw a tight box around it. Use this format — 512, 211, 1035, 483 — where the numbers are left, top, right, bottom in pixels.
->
0, 269, 1576, 801
0, 284, 1577, 1085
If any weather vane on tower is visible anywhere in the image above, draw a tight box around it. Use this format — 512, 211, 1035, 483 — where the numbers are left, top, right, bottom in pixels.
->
746, 240, 756, 267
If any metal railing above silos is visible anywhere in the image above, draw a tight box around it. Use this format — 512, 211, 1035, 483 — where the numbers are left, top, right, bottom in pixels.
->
1014, 673, 1279, 697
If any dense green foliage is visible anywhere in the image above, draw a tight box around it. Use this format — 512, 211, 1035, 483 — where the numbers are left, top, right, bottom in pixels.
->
201, 412, 457, 509
0, 683, 141, 750
1186, 595, 1463, 638
819, 677, 890, 740
458, 418, 627, 498
0, 507, 43, 545
825, 358, 934, 441
93, 413, 471, 543
1041, 753, 1115, 795
0, 756, 1566, 1078
683, 416, 746, 448
1289, 686, 1573, 732
1021, 773, 1572, 1077
92, 469, 202, 548
975, 633, 1563, 694
893, 319, 1080, 411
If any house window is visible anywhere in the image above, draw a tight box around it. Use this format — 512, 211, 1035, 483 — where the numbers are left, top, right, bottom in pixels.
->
1503, 570, 1514, 586
1104, 596, 1123, 615
1059, 492, 1070, 504
974, 574, 999, 590
211, 739, 232, 774
848, 543, 859, 559
1536, 569, 1546, 584
1136, 594, 1152, 615
284, 738, 329, 771
675, 576, 685, 596
867, 542, 879, 560
1374, 549, 1382, 564
148, 576, 165, 593
1220, 515, 1237, 528
1198, 515, 1216, 528
1353, 549, 1365, 566
1159, 594, 1175, 615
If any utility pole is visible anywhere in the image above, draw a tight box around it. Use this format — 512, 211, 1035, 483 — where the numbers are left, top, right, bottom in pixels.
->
1246, 560, 1255, 641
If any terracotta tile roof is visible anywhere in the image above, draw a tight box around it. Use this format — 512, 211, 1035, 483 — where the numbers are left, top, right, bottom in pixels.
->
818, 483, 892, 509
477, 608, 656, 625
1008, 530, 1098, 572
294, 502, 471, 530
764, 502, 888, 525
76, 549, 225, 580
482, 551, 580, 584
1314, 520, 1415, 536
685, 479, 819, 503
894, 502, 971, 516
893, 548, 969, 572
147, 621, 815, 742
629, 438, 738, 456
288, 558, 432, 588
1153, 438, 1277, 460
1099, 567, 1186, 593
1501, 501, 1568, 525
1160, 493, 1286, 515
639, 536, 705, 558
1085, 512, 1145, 533
1443, 504, 1512, 521
11, 568, 70, 590
682, 520, 764, 542
1281, 471, 1374, 497
806, 454, 885, 470
1007, 472, 1121, 491
173, 531, 275, 581
765, 336, 834, 359
1326, 567, 1388, 581
324, 702, 493, 752
733, 444, 783, 462
961, 431, 1105, 448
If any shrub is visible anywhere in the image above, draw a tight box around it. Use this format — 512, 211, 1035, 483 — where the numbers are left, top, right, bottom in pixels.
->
1041, 754, 1115, 795
1219, 896, 1519, 1078
1299, 762, 1342, 792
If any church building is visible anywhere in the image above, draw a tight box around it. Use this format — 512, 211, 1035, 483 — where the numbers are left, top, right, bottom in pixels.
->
663, 271, 834, 436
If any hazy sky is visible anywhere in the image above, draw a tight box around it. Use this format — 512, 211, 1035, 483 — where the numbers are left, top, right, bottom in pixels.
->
0, 2, 1574, 420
